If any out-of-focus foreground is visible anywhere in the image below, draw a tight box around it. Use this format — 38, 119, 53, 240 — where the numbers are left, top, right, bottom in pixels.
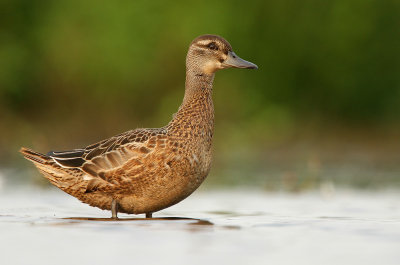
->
1, 189, 400, 265
1, 0, 399, 190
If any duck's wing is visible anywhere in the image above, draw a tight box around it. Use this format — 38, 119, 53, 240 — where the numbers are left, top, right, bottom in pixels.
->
47, 129, 148, 167
48, 128, 169, 192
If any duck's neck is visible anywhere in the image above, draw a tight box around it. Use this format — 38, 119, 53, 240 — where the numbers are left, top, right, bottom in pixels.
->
167, 68, 215, 137
182, 71, 215, 105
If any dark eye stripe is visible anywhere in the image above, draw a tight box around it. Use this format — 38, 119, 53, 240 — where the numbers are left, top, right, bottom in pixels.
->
207, 42, 218, 50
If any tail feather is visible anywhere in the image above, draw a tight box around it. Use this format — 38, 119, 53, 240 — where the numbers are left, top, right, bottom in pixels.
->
21, 146, 85, 190
20, 147, 113, 211
20, 147, 51, 165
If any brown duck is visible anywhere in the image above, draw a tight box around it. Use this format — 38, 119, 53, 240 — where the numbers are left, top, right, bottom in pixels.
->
20, 35, 258, 218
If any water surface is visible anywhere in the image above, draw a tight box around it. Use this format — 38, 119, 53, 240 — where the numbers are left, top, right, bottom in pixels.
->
1, 188, 399, 265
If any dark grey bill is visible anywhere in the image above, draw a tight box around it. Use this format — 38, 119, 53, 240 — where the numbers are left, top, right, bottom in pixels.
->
222, 51, 258, 69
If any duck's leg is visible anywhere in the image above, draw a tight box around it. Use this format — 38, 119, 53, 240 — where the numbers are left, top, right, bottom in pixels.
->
145, 212, 153, 218
111, 199, 118, 219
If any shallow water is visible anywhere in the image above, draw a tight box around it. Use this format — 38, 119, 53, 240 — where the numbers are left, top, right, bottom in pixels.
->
1, 187, 399, 265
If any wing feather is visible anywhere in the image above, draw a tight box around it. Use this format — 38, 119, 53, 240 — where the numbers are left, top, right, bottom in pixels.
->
47, 128, 168, 187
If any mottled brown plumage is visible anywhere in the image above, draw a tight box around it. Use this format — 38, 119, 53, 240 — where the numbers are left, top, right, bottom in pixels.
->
20, 34, 257, 218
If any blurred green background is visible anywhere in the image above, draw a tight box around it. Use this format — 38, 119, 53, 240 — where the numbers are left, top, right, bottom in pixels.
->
1, 0, 399, 190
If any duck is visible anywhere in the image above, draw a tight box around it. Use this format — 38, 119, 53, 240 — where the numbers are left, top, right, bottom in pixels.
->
20, 34, 258, 219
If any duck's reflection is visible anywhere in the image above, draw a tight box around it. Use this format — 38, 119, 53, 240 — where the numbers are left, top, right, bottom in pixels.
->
63, 216, 213, 226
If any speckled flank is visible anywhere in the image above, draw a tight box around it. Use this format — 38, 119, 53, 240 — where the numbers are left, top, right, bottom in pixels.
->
20, 35, 257, 216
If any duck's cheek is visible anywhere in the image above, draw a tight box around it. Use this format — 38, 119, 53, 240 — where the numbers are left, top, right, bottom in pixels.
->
216, 61, 225, 70
202, 61, 220, 74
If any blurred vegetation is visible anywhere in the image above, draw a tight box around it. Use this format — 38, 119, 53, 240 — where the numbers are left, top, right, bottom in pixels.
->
1, 0, 399, 189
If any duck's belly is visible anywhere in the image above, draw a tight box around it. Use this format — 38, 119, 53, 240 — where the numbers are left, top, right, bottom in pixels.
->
116, 152, 212, 214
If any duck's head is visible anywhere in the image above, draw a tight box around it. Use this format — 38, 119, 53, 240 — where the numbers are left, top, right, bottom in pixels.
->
187, 34, 258, 75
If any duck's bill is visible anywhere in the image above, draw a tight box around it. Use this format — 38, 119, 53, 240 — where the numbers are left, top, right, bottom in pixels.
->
222, 51, 258, 69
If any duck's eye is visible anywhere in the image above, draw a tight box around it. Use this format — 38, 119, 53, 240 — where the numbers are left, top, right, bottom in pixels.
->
207, 42, 218, 50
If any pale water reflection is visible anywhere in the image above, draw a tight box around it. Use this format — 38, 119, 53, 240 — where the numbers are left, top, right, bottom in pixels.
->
1, 188, 399, 265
